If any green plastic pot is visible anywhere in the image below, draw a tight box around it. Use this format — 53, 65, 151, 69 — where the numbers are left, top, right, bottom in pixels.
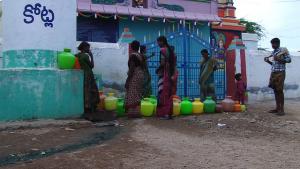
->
105, 93, 117, 111
57, 48, 75, 69
141, 98, 154, 117
204, 97, 216, 113
116, 98, 125, 117
149, 95, 157, 113
180, 97, 193, 115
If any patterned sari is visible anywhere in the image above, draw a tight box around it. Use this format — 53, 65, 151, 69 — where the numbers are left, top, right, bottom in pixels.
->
125, 53, 145, 118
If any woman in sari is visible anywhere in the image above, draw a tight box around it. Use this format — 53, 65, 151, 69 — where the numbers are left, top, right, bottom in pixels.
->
125, 41, 145, 118
156, 36, 176, 119
199, 49, 218, 101
76, 42, 100, 117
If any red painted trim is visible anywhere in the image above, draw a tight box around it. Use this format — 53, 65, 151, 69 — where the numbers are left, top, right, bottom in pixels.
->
212, 25, 246, 31
218, 10, 225, 17
228, 10, 235, 17
221, 18, 240, 24
218, 6, 236, 10
226, 50, 236, 98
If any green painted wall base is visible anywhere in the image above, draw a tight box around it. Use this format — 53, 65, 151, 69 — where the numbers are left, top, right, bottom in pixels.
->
0, 69, 84, 121
3, 50, 57, 68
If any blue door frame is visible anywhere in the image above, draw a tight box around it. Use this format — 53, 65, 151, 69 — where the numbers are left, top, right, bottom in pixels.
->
144, 29, 226, 100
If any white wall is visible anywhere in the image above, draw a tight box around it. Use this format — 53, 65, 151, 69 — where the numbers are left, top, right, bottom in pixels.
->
0, 1, 2, 67
3, 0, 76, 52
89, 42, 129, 86
0, 1, 2, 38
245, 49, 300, 101
243, 33, 300, 101
242, 33, 258, 51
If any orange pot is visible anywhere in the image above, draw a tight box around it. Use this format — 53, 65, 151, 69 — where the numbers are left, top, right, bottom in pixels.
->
98, 91, 106, 110
234, 101, 242, 112
74, 57, 81, 69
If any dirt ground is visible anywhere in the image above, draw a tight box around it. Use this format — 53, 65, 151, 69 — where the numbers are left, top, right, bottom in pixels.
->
0, 99, 300, 169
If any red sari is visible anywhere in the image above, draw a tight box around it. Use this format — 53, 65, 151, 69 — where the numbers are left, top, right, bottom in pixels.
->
156, 48, 175, 118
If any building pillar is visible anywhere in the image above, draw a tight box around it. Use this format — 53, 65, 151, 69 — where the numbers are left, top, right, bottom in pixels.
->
0, 0, 83, 121
226, 36, 247, 99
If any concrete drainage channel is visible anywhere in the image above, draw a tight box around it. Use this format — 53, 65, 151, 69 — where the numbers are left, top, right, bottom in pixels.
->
0, 125, 120, 167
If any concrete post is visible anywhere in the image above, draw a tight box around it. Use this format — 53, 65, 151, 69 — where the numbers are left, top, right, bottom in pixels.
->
226, 36, 247, 99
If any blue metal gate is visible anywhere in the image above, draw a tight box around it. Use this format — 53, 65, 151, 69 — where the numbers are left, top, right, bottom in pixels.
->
144, 30, 226, 100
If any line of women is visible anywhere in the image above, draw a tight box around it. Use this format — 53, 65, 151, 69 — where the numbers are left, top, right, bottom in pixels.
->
75, 38, 177, 121
125, 36, 178, 120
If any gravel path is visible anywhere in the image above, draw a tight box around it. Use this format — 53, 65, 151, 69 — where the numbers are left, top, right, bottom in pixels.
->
1, 99, 300, 169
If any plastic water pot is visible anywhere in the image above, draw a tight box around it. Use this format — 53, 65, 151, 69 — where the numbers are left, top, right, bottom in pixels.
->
141, 98, 154, 117
241, 105, 246, 112
149, 95, 157, 113
105, 93, 117, 111
180, 98, 193, 115
221, 96, 235, 112
98, 91, 106, 110
203, 97, 216, 113
74, 57, 81, 69
173, 101, 181, 116
116, 99, 125, 117
192, 98, 204, 114
234, 101, 242, 112
58, 48, 75, 69
216, 104, 224, 113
